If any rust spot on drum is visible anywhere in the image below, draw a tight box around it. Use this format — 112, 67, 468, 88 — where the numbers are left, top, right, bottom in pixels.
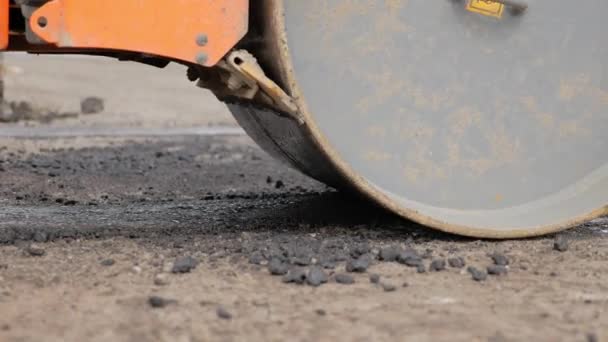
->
559, 74, 608, 105
306, 1, 371, 49
363, 149, 392, 162
384, 0, 408, 11
356, 72, 406, 113
521, 96, 556, 129
367, 125, 388, 138
558, 120, 589, 138
445, 106, 522, 177
522, 93, 590, 139
352, 0, 412, 55
448, 106, 482, 137
395, 116, 435, 142
356, 74, 460, 114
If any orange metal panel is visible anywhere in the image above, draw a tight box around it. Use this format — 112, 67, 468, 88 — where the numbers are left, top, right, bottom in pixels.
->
29, 0, 248, 66
0, 0, 8, 50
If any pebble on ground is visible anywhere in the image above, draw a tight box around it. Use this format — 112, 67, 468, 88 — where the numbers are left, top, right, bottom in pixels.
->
148, 296, 176, 309
487, 265, 508, 276
80, 97, 105, 115
268, 258, 289, 276
554, 236, 569, 252
430, 259, 446, 272
467, 267, 487, 282
154, 274, 170, 286
448, 256, 465, 268
335, 273, 355, 285
381, 282, 397, 292
346, 254, 371, 273
216, 306, 232, 320
171, 256, 198, 273
491, 253, 509, 266
379, 246, 401, 262
26, 244, 45, 257
248, 251, 265, 265
307, 266, 329, 287
397, 248, 422, 267
282, 268, 307, 284
369, 274, 380, 284
100, 259, 115, 266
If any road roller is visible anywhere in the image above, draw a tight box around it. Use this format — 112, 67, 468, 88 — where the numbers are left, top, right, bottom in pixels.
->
1, 0, 606, 238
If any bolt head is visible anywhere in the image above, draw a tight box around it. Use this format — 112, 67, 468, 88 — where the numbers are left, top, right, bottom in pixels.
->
196, 53, 208, 65
196, 34, 208, 46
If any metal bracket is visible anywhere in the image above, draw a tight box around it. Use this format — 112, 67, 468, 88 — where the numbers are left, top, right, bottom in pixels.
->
217, 50, 304, 124
0, 0, 8, 49
27, 0, 249, 66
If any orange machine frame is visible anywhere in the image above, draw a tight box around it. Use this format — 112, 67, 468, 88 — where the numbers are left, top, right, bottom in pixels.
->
0, 0, 7, 49
3, 0, 249, 67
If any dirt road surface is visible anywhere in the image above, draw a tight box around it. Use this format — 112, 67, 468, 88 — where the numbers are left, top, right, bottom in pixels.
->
0, 54, 607, 342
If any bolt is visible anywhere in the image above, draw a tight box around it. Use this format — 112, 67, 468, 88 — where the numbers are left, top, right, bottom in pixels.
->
196, 53, 208, 65
196, 34, 208, 46
37, 16, 48, 28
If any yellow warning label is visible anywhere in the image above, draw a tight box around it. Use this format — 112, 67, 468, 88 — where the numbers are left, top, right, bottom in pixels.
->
466, 0, 504, 18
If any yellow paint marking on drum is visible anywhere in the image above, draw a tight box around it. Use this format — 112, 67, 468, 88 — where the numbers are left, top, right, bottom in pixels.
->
466, 0, 504, 18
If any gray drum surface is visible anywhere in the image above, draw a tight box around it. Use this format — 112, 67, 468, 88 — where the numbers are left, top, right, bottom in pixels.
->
230, 0, 608, 237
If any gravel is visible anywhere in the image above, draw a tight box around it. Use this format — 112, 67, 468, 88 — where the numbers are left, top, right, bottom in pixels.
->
379, 246, 401, 262
369, 274, 380, 284
291, 256, 312, 266
25, 244, 46, 257
467, 267, 487, 282
248, 251, 265, 265
554, 236, 569, 252
586, 332, 599, 342
448, 257, 465, 268
335, 273, 355, 285
80, 97, 105, 115
100, 259, 115, 266
148, 296, 176, 308
429, 259, 446, 272
487, 265, 508, 276
268, 258, 289, 276
307, 266, 329, 287
282, 268, 307, 284
32, 231, 49, 243
0, 105, 604, 342
0, 100, 78, 123
171, 256, 198, 273
381, 282, 397, 292
268, 257, 289, 276
346, 254, 371, 273
319, 260, 337, 269
154, 274, 170, 286
349, 243, 371, 258
216, 306, 232, 320
491, 253, 509, 266
397, 248, 422, 267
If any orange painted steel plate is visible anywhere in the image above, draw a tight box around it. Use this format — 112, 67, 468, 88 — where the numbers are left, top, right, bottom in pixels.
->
29, 0, 248, 66
0, 0, 8, 49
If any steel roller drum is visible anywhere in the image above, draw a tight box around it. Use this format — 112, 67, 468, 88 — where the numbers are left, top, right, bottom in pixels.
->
228, 0, 608, 238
